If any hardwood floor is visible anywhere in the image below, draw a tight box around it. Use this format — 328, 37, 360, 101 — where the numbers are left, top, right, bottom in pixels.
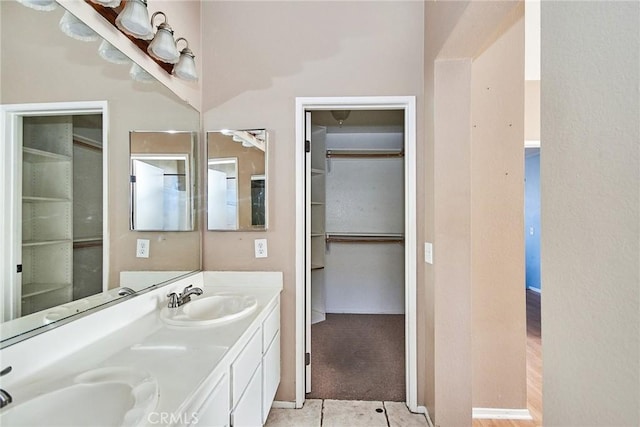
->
473, 290, 542, 427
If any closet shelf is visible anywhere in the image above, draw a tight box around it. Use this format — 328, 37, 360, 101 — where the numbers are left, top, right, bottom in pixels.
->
22, 282, 71, 299
326, 149, 404, 159
23, 239, 71, 247
23, 196, 70, 203
311, 168, 325, 176
23, 147, 71, 163
325, 232, 404, 244
311, 264, 324, 270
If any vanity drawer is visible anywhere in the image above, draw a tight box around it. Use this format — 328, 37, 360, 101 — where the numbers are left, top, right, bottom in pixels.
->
231, 327, 262, 407
262, 301, 280, 352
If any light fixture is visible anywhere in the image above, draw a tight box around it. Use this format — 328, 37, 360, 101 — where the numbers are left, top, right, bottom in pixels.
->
172, 38, 198, 81
15, 0, 57, 11
129, 63, 155, 83
115, 0, 153, 40
331, 110, 351, 126
89, 0, 121, 7
229, 130, 266, 152
147, 12, 179, 64
59, 11, 100, 42
98, 39, 130, 64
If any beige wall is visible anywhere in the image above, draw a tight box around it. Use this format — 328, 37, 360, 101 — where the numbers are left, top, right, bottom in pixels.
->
201, 0, 425, 402
525, 80, 540, 141
425, 2, 526, 425
541, 1, 640, 425
0, 2, 201, 288
471, 17, 527, 409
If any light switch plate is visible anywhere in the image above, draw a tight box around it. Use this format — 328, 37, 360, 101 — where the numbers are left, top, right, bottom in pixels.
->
136, 239, 150, 258
255, 239, 268, 258
424, 242, 433, 264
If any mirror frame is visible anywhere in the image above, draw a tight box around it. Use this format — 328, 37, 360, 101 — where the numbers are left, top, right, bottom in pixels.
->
206, 129, 269, 232
129, 131, 198, 232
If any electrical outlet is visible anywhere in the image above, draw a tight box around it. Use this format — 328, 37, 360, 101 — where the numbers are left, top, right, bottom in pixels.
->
255, 239, 268, 258
424, 242, 433, 264
136, 239, 150, 258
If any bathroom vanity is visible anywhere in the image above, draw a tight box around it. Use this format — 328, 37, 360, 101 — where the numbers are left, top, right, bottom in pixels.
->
0, 271, 282, 427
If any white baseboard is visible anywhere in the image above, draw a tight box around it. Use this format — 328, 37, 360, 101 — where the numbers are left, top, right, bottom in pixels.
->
271, 401, 297, 409
473, 407, 533, 420
416, 405, 434, 427
526, 286, 541, 294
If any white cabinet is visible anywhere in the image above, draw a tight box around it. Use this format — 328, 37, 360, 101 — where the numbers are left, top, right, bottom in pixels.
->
192, 297, 280, 427
191, 374, 230, 427
231, 363, 263, 427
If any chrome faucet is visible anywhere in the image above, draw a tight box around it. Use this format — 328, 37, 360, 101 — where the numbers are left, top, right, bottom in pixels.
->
167, 285, 203, 308
0, 366, 13, 409
117, 287, 136, 297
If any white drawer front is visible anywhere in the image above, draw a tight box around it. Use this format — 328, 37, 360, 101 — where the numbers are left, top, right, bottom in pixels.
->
231, 363, 263, 427
262, 302, 280, 352
262, 331, 280, 423
231, 327, 262, 408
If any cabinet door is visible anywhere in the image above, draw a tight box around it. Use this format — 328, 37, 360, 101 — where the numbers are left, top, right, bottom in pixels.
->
231, 364, 262, 427
191, 374, 230, 427
262, 331, 280, 423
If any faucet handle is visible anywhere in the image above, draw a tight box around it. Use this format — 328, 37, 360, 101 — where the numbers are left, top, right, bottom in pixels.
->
167, 292, 179, 308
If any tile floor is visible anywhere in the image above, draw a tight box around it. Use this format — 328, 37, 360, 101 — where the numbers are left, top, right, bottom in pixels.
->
265, 399, 429, 427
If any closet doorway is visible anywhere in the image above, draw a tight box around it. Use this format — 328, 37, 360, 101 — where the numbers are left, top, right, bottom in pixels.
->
294, 96, 417, 411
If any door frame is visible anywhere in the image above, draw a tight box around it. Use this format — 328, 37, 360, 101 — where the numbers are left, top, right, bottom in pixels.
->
0, 101, 109, 321
294, 96, 417, 410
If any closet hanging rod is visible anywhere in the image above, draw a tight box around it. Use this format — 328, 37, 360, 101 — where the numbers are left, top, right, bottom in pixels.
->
325, 232, 404, 244
325, 149, 404, 159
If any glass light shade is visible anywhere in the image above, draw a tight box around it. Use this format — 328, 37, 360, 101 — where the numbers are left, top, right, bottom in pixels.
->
59, 11, 100, 42
89, 0, 121, 7
172, 50, 198, 81
129, 63, 155, 83
147, 25, 179, 64
15, 0, 57, 11
98, 40, 130, 65
115, 0, 153, 40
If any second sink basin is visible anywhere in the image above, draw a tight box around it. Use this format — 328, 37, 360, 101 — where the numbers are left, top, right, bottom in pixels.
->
0, 367, 158, 427
160, 293, 258, 327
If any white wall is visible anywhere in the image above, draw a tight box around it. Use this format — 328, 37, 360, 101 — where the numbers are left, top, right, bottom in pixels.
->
541, 2, 640, 425
323, 130, 404, 314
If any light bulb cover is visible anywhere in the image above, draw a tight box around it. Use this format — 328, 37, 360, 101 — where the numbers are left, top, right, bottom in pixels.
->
89, 0, 121, 7
15, 0, 57, 11
129, 63, 155, 83
115, 0, 153, 40
147, 13, 179, 64
59, 11, 100, 42
98, 40, 130, 64
172, 38, 198, 81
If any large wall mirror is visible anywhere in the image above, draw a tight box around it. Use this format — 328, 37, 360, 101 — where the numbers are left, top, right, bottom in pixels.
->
0, 1, 201, 347
130, 131, 196, 231
207, 130, 268, 231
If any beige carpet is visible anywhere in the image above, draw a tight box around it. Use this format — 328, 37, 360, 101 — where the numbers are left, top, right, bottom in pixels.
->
307, 313, 405, 402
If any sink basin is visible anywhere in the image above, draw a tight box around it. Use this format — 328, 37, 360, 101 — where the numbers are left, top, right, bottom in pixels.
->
0, 367, 158, 427
160, 293, 258, 327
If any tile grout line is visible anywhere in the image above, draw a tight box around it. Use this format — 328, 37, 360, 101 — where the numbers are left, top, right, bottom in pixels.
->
382, 401, 391, 427
320, 399, 325, 427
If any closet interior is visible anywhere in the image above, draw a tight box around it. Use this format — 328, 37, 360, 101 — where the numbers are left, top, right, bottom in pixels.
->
18, 115, 103, 316
308, 110, 406, 401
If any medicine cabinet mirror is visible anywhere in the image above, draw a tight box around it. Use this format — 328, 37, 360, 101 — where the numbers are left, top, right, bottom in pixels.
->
0, 1, 200, 347
207, 130, 268, 231
130, 131, 197, 231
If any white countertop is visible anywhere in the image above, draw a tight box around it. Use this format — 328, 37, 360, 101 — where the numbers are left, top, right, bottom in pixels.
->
0, 272, 282, 426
